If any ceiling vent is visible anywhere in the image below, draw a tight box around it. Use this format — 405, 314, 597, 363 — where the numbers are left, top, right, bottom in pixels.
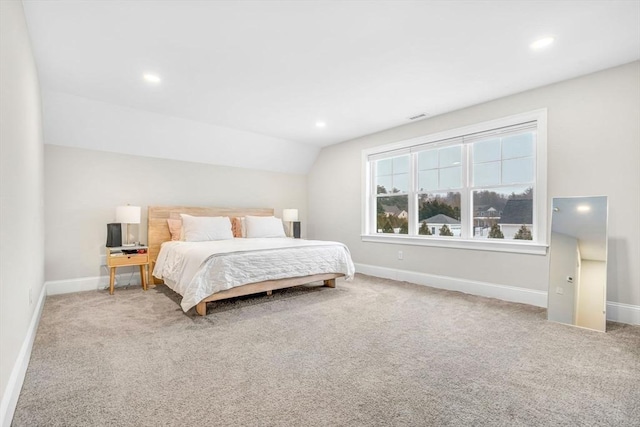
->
408, 113, 429, 121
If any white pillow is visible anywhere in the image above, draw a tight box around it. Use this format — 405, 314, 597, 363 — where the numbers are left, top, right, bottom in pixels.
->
180, 214, 234, 242
240, 217, 247, 237
245, 216, 286, 238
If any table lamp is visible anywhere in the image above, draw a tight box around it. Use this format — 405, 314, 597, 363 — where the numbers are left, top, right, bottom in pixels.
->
116, 205, 141, 246
282, 208, 300, 238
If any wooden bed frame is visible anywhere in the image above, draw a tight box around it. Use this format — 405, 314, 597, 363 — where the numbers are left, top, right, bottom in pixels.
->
147, 206, 342, 316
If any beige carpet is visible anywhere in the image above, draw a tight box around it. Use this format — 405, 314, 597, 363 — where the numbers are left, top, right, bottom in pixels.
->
12, 274, 640, 426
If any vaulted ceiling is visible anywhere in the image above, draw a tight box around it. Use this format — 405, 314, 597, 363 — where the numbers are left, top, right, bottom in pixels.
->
23, 0, 640, 173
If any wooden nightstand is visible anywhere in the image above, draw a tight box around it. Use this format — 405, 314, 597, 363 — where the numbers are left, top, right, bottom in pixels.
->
106, 246, 149, 295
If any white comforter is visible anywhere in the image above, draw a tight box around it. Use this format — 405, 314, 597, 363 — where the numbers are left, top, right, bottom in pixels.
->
153, 238, 355, 312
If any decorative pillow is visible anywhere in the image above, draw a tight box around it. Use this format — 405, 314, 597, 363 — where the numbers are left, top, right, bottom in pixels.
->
244, 216, 286, 238
167, 219, 183, 241
231, 217, 244, 238
180, 214, 234, 242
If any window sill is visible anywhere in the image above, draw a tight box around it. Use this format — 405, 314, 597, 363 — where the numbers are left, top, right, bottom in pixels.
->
361, 234, 548, 255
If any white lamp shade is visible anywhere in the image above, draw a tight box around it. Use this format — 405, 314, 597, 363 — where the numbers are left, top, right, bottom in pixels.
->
116, 206, 141, 224
282, 209, 299, 222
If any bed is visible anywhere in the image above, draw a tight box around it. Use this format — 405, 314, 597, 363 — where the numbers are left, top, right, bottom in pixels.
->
148, 206, 355, 315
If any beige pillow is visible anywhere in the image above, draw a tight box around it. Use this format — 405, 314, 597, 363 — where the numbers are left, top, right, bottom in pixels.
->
231, 217, 243, 238
167, 219, 182, 241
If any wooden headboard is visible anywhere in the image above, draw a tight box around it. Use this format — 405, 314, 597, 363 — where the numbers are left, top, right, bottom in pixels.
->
147, 206, 274, 269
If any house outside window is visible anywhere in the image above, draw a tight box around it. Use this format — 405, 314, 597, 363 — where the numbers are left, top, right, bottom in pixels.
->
362, 110, 547, 255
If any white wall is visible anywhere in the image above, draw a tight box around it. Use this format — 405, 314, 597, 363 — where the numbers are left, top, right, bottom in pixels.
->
308, 61, 640, 307
0, 0, 45, 422
548, 232, 578, 325
42, 90, 320, 175
576, 260, 607, 331
44, 144, 307, 282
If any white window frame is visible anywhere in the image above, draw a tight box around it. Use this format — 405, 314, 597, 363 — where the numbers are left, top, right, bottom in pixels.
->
361, 109, 547, 255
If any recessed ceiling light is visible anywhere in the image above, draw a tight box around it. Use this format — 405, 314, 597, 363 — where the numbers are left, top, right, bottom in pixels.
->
143, 73, 161, 84
576, 205, 591, 212
315, 121, 326, 128
530, 37, 555, 50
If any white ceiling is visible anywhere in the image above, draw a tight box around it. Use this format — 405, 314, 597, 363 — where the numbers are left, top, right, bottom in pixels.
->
23, 0, 640, 148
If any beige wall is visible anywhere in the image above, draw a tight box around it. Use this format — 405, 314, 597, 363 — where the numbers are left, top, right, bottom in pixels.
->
44, 145, 307, 281
308, 61, 640, 306
576, 260, 607, 331
548, 232, 579, 324
0, 0, 45, 411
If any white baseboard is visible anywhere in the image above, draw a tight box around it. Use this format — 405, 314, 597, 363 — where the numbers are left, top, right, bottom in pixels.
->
354, 263, 639, 325
606, 302, 640, 325
355, 262, 548, 307
46, 273, 143, 295
0, 283, 46, 427
46, 276, 104, 295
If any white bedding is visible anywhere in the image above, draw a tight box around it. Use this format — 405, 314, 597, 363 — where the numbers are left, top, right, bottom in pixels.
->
152, 238, 355, 312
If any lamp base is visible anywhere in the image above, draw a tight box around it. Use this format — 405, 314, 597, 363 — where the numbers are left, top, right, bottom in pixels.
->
122, 223, 137, 247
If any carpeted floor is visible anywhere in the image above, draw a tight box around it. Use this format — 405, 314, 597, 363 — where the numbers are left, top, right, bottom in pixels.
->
12, 274, 640, 426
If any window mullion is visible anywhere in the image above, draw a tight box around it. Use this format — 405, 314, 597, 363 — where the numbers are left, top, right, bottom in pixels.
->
408, 152, 418, 236
370, 161, 376, 234
460, 144, 471, 239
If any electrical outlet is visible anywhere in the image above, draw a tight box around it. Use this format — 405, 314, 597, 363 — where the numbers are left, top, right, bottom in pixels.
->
398, 250, 403, 260
556, 287, 564, 295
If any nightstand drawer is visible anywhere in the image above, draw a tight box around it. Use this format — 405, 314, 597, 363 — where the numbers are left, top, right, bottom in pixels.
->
108, 254, 149, 267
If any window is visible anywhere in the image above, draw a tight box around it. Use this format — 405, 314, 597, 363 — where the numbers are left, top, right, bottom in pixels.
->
417, 144, 462, 237
362, 110, 547, 254
375, 155, 409, 234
